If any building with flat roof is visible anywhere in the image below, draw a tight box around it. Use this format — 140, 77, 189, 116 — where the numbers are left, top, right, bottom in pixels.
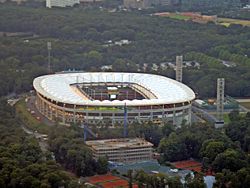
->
0, 0, 27, 3
86, 138, 153, 163
46, 0, 80, 8
124, 0, 159, 9
123, 0, 173, 9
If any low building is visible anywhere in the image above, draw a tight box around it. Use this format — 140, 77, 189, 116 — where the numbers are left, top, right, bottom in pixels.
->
110, 160, 194, 183
86, 138, 153, 163
124, 0, 159, 9
160, 0, 171, 6
80, 0, 102, 3
46, 0, 80, 8
0, 0, 27, 4
123, 0, 173, 9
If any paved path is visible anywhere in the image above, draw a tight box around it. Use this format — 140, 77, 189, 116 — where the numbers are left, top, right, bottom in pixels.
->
235, 99, 250, 103
238, 104, 250, 112
191, 112, 206, 123
21, 124, 49, 153
26, 96, 55, 126
235, 98, 250, 112
192, 106, 218, 124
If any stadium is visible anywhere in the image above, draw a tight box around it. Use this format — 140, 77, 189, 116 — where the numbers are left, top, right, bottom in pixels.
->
33, 72, 195, 126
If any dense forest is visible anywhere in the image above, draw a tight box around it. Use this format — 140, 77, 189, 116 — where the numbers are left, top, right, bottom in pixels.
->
0, 99, 82, 188
0, 98, 109, 187
48, 125, 108, 177
157, 111, 250, 187
0, 5, 250, 98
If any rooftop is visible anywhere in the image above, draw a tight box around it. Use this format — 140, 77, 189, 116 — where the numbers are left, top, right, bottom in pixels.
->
110, 160, 193, 179
33, 72, 195, 106
86, 138, 153, 150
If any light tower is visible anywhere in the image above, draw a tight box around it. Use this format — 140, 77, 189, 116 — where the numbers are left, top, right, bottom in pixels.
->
47, 42, 52, 74
176, 55, 183, 82
123, 103, 128, 138
215, 78, 225, 128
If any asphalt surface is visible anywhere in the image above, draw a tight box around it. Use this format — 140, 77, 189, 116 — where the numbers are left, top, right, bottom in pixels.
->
26, 96, 55, 126
192, 106, 218, 124
21, 124, 49, 153
191, 112, 206, 123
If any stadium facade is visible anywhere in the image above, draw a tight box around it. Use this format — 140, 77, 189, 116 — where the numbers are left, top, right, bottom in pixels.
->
33, 72, 195, 126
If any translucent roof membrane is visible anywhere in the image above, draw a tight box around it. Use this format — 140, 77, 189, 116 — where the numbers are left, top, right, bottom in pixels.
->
33, 72, 195, 106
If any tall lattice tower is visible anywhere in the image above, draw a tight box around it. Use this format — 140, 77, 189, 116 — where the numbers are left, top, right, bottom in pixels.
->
47, 42, 52, 74
176, 55, 183, 82
217, 78, 225, 122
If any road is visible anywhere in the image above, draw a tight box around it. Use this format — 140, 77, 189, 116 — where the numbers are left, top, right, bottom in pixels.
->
191, 112, 206, 124
238, 104, 250, 112
192, 106, 218, 124
26, 96, 55, 126
235, 99, 250, 103
21, 124, 49, 153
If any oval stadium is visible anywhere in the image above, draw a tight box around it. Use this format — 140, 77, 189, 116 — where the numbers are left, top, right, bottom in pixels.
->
33, 72, 195, 126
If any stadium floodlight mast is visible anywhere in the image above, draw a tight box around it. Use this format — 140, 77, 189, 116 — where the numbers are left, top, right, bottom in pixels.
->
123, 103, 128, 138
176, 55, 183, 82
215, 78, 225, 128
47, 42, 52, 74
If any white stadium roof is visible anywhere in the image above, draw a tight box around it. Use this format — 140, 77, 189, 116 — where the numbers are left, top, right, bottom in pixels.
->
33, 72, 195, 106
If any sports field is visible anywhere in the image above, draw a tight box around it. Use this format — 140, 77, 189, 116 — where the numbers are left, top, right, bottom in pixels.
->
154, 12, 250, 27
224, 114, 230, 124
172, 160, 202, 172
168, 14, 190, 20
88, 174, 138, 188
217, 18, 250, 27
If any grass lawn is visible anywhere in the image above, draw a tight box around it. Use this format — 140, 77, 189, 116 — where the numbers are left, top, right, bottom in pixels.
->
219, 22, 231, 27
217, 18, 250, 27
224, 111, 247, 125
223, 113, 230, 124
15, 99, 51, 134
168, 14, 190, 20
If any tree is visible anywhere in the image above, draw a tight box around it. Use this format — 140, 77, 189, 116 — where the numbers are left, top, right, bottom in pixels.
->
86, 50, 103, 66
200, 140, 226, 162
231, 168, 250, 188
213, 169, 234, 188
134, 170, 182, 188
225, 115, 250, 150
127, 169, 133, 188
228, 110, 240, 122
243, 134, 250, 152
202, 157, 210, 172
186, 173, 206, 188
0, 100, 78, 187
112, 59, 128, 72
158, 133, 188, 162
96, 156, 108, 175
212, 149, 247, 172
